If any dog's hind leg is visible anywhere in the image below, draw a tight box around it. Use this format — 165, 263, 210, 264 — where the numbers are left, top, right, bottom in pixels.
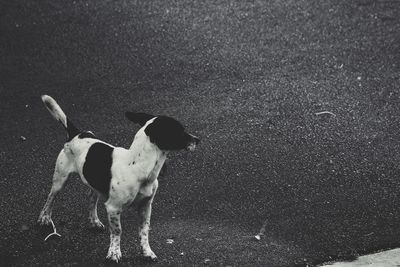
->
88, 189, 105, 230
38, 149, 74, 226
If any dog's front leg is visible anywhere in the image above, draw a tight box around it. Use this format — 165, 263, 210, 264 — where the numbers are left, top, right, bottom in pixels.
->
105, 202, 123, 262
138, 198, 157, 261
138, 182, 158, 261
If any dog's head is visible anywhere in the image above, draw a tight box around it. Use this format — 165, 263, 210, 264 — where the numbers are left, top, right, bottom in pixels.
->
125, 112, 200, 151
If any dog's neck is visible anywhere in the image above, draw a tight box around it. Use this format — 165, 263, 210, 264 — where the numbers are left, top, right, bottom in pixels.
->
128, 129, 168, 182
129, 119, 167, 158
129, 134, 166, 158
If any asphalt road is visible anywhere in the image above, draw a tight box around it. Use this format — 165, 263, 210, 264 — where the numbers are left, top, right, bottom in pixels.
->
1, 0, 400, 266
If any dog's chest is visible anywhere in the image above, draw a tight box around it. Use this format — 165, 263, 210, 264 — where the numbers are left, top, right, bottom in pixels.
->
108, 141, 166, 203
115, 151, 164, 192
135, 157, 164, 199
130, 163, 162, 205
136, 181, 156, 201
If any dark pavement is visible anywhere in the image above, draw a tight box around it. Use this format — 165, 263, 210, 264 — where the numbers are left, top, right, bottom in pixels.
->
1, 0, 400, 266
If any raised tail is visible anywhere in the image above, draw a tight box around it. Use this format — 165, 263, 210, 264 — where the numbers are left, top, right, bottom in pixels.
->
41, 95, 80, 141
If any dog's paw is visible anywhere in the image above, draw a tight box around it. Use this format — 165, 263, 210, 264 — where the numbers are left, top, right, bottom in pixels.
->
106, 247, 122, 263
89, 219, 105, 231
143, 249, 157, 262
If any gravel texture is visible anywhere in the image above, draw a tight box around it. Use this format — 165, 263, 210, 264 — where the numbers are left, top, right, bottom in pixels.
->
1, 0, 400, 266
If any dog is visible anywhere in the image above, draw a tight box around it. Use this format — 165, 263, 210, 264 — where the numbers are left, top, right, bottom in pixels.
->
37, 95, 200, 262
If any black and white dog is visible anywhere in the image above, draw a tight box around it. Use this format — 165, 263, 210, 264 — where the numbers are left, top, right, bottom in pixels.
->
37, 95, 200, 262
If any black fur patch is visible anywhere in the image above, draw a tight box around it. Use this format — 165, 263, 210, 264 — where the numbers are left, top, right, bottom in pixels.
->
83, 143, 114, 197
66, 118, 80, 142
78, 131, 96, 139
145, 116, 192, 150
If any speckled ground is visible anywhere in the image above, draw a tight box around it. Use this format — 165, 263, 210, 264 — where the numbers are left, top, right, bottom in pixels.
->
1, 0, 400, 266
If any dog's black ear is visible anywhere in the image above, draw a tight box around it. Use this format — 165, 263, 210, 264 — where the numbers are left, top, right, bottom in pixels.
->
125, 112, 155, 126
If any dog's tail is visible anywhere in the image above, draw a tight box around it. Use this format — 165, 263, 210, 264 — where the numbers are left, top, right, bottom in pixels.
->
41, 95, 80, 141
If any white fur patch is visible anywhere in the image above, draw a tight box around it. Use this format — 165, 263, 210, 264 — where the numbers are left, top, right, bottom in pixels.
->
41, 95, 68, 128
